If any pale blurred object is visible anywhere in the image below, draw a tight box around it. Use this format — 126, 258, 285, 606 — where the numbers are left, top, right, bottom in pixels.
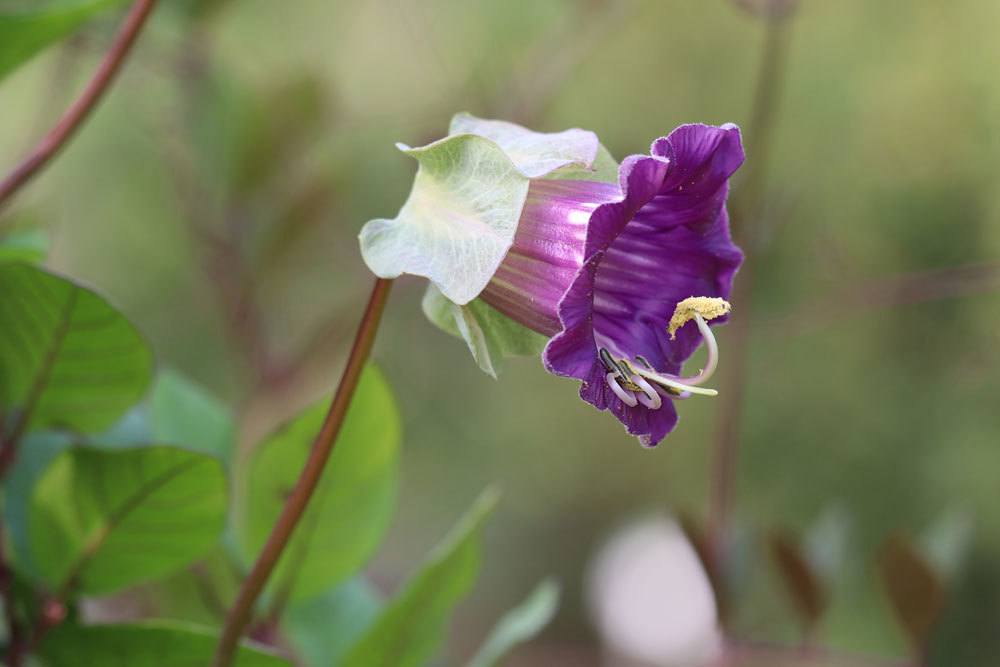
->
730, 0, 798, 20
587, 517, 722, 667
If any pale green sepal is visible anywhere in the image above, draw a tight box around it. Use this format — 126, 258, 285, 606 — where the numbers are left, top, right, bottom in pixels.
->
422, 284, 547, 379
544, 142, 619, 183
449, 112, 600, 178
359, 134, 529, 305
360, 115, 610, 305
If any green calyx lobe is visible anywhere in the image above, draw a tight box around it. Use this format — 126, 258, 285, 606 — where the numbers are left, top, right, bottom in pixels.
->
360, 112, 618, 376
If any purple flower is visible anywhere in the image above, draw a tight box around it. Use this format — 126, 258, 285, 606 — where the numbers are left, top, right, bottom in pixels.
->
479, 124, 745, 446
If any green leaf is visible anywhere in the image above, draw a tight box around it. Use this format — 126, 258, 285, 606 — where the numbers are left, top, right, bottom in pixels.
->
467, 579, 560, 667
0, 0, 128, 82
151, 370, 235, 460
1, 431, 72, 580
0, 229, 48, 264
0, 263, 153, 435
359, 114, 605, 306
341, 488, 500, 667
38, 621, 289, 666
283, 578, 382, 667
422, 284, 547, 378
27, 444, 226, 596
233, 365, 400, 602
133, 545, 242, 627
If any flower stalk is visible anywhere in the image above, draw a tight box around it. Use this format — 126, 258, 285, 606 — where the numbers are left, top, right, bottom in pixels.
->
212, 278, 394, 667
0, 0, 158, 214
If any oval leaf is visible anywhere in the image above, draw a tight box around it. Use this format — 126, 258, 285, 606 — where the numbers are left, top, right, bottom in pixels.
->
0, 0, 128, 82
0, 228, 48, 264
768, 530, 827, 629
467, 579, 560, 667
878, 533, 947, 651
151, 369, 235, 460
38, 621, 289, 666
283, 578, 382, 667
0, 263, 153, 435
28, 444, 226, 596
341, 488, 499, 667
234, 364, 400, 601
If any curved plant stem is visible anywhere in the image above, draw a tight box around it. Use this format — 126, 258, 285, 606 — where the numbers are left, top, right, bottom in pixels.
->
0, 0, 158, 214
212, 277, 394, 667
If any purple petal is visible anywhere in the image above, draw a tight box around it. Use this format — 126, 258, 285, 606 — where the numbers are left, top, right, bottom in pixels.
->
484, 124, 745, 446
546, 125, 745, 446
652, 123, 745, 198
578, 361, 680, 447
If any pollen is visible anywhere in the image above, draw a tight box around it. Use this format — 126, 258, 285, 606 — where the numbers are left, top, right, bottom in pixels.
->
667, 297, 732, 339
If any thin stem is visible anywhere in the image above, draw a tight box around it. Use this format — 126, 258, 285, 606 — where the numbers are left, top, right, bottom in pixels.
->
1, 520, 26, 667
0, 0, 158, 215
706, 13, 792, 618
212, 278, 394, 667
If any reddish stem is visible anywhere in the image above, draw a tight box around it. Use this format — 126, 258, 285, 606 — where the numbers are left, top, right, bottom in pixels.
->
211, 278, 394, 667
0, 0, 158, 214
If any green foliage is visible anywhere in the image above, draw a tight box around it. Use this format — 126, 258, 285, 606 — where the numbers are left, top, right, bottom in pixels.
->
38, 621, 289, 666
27, 444, 226, 596
0, 0, 128, 82
0, 229, 48, 264
422, 284, 547, 378
283, 578, 382, 667
1, 431, 72, 579
341, 488, 499, 667
151, 369, 235, 460
0, 263, 153, 434
467, 579, 560, 667
234, 365, 400, 602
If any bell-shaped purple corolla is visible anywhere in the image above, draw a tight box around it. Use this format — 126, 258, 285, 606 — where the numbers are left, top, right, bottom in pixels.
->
360, 116, 744, 446
479, 124, 744, 446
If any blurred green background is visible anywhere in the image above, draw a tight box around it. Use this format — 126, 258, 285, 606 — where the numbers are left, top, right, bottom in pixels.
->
2, 0, 999, 664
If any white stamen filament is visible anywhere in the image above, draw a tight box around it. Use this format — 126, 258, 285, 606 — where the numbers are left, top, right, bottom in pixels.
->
601, 312, 724, 407
630, 375, 662, 409
606, 372, 639, 407
630, 366, 719, 397
682, 314, 718, 385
